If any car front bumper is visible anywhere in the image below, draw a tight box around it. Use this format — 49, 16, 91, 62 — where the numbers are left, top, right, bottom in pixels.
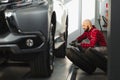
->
0, 32, 46, 54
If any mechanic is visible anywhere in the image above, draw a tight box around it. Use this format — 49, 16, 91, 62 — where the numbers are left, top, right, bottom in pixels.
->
66, 19, 108, 74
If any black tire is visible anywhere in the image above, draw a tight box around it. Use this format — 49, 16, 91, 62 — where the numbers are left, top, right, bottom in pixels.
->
55, 17, 68, 58
66, 48, 96, 74
55, 43, 66, 58
86, 48, 107, 73
30, 53, 49, 77
30, 44, 54, 77
30, 23, 54, 77
0, 57, 7, 65
0, 50, 8, 65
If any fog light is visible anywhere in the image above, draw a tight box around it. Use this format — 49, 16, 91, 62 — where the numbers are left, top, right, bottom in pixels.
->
26, 39, 34, 47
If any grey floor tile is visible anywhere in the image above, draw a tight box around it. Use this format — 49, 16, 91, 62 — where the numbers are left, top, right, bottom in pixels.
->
76, 68, 107, 80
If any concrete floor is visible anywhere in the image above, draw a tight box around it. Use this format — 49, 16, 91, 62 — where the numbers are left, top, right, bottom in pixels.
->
0, 57, 107, 80
72, 66, 107, 80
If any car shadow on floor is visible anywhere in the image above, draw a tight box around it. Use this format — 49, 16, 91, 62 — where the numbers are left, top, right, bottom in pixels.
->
0, 58, 107, 80
0, 58, 72, 80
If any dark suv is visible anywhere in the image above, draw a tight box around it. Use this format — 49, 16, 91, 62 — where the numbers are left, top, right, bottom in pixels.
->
0, 0, 68, 77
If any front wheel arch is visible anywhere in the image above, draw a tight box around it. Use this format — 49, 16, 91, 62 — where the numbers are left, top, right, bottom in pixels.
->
55, 15, 69, 58
51, 12, 56, 36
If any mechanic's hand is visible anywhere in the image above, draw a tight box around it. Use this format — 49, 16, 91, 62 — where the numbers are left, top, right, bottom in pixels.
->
71, 40, 78, 44
74, 42, 80, 47
69, 42, 75, 46
69, 41, 80, 47
69, 40, 77, 46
